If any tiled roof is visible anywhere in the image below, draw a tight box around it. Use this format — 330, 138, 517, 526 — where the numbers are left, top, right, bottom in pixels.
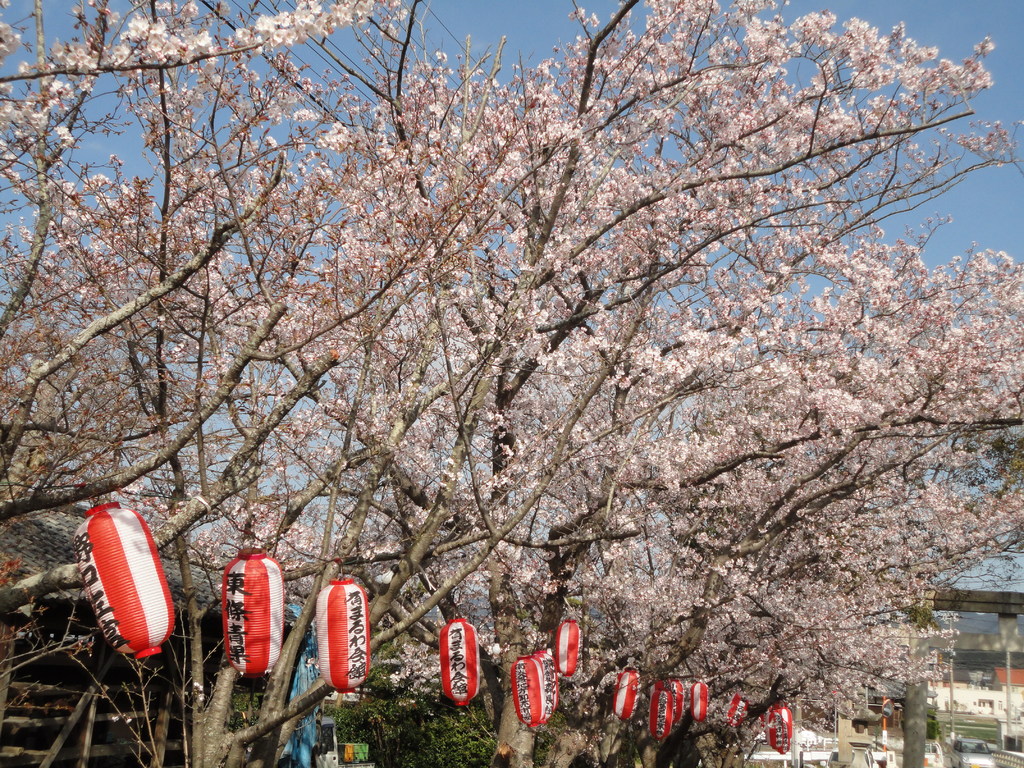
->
0, 506, 219, 607
0, 507, 82, 581
994, 667, 1024, 686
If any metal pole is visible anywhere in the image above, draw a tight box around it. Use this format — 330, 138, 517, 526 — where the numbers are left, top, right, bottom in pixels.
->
791, 701, 800, 768
1008, 647, 1013, 749
949, 651, 956, 741
835, 696, 839, 748
882, 698, 889, 764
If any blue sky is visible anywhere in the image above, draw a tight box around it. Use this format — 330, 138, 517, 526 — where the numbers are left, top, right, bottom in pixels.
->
5, 1, 1019, 264
423, 0, 1024, 265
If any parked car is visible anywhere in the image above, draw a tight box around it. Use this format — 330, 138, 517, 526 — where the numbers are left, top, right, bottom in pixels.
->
951, 737, 995, 768
827, 749, 876, 767
924, 740, 944, 768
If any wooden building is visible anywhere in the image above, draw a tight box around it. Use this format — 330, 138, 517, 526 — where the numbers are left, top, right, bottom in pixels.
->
0, 508, 222, 768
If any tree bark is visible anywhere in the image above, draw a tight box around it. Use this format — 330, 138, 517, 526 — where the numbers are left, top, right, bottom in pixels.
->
491, 699, 537, 768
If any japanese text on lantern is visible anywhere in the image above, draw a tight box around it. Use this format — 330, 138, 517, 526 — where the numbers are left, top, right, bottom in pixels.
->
447, 623, 468, 696
515, 661, 532, 723
346, 587, 367, 680
656, 689, 669, 734
73, 531, 129, 649
224, 571, 251, 663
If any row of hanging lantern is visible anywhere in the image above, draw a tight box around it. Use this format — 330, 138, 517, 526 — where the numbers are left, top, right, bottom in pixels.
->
71, 503, 791, 746
73, 503, 351, 691
615, 673, 790, 748
74, 505, 371, 691
74, 503, 292, 672
441, 618, 580, 726
614, 672, 713, 739
507, 620, 577, 726
437, 612, 789, 748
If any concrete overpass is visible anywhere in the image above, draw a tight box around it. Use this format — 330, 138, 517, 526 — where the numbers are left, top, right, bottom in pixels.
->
931, 589, 1024, 652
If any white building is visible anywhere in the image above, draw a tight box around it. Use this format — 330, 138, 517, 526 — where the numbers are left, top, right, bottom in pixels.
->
936, 666, 1024, 720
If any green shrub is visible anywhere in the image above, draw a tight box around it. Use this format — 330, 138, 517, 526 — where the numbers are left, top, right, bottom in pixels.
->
325, 667, 494, 768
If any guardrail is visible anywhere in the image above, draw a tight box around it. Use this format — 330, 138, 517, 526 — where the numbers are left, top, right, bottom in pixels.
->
994, 750, 1024, 768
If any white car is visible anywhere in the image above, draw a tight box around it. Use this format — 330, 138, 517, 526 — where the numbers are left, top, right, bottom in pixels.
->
827, 749, 876, 767
951, 737, 995, 768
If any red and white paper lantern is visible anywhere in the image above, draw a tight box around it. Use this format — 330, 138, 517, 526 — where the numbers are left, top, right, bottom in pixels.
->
613, 668, 640, 720
73, 502, 174, 658
316, 578, 371, 692
534, 650, 559, 723
554, 619, 580, 677
690, 680, 709, 721
766, 707, 778, 750
440, 618, 479, 705
669, 679, 687, 724
222, 549, 284, 677
780, 703, 793, 740
725, 692, 749, 727
649, 680, 674, 740
768, 702, 793, 753
512, 655, 546, 728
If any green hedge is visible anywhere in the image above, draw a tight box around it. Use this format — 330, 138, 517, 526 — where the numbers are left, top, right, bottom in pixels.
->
325, 668, 495, 768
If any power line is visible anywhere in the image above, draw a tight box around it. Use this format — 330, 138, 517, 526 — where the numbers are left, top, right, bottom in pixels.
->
270, 0, 470, 95
254, 0, 383, 105
196, 0, 350, 120
195, 0, 492, 187
423, 1, 464, 50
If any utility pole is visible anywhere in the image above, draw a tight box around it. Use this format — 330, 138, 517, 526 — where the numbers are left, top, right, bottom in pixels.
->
1007, 648, 1013, 749
949, 651, 956, 741
791, 701, 800, 768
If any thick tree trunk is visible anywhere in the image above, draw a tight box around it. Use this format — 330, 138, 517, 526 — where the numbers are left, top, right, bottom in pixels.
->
491, 694, 537, 768
654, 723, 702, 768
640, 740, 660, 768
542, 730, 590, 768
902, 680, 929, 768
488, 555, 534, 768
598, 719, 629, 768
694, 733, 745, 768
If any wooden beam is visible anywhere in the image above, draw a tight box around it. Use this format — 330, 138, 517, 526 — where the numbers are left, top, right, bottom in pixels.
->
148, 687, 173, 768
38, 651, 113, 768
0, 622, 14, 739
1, 740, 185, 768
2, 710, 147, 730
75, 695, 98, 768
38, 690, 96, 768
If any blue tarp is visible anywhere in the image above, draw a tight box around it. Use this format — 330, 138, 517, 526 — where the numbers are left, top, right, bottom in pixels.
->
279, 610, 319, 768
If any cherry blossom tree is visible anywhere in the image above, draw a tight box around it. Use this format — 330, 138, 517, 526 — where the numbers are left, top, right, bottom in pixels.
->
0, 2, 1022, 768
310, 2, 1022, 767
